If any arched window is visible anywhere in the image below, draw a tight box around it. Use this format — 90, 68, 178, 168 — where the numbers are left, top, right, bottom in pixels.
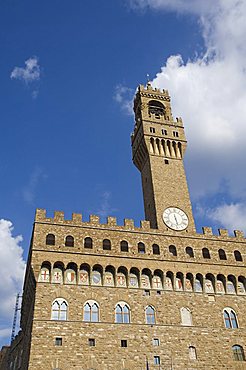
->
115, 302, 130, 323
138, 242, 145, 254
238, 276, 246, 294
120, 240, 128, 252
51, 298, 68, 320
79, 264, 90, 285
52, 262, 64, 284
186, 247, 194, 258
216, 275, 225, 294
218, 249, 227, 260
129, 268, 139, 288
65, 235, 74, 247
202, 247, 210, 259
223, 308, 238, 328
84, 237, 93, 249
65, 263, 77, 284
189, 346, 197, 360
83, 301, 99, 322
39, 262, 51, 282
181, 307, 192, 326
91, 266, 102, 285
152, 244, 160, 255
148, 100, 165, 118
232, 345, 245, 361
195, 274, 203, 292
104, 265, 115, 286
46, 234, 55, 246
103, 239, 111, 250
169, 245, 177, 256
145, 306, 155, 324
234, 250, 243, 262
205, 274, 215, 293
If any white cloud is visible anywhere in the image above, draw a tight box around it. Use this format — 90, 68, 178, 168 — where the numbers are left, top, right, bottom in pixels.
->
114, 84, 134, 115
129, 0, 246, 230
208, 203, 246, 233
10, 57, 40, 84
0, 220, 25, 341
96, 191, 118, 218
22, 167, 47, 205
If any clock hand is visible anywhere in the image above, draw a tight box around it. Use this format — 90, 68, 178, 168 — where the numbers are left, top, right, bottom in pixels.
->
174, 214, 178, 225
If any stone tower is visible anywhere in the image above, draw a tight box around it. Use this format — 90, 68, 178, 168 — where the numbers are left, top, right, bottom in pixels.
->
132, 83, 195, 232
2, 83, 246, 370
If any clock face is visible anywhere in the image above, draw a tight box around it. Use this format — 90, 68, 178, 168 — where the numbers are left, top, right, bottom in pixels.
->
163, 207, 188, 231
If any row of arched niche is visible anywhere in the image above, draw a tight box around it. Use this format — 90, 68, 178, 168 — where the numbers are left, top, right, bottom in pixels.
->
149, 137, 182, 159
38, 261, 246, 295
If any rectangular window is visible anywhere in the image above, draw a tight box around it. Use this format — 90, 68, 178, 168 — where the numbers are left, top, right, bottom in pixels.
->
153, 338, 160, 346
55, 337, 62, 346
154, 356, 161, 365
121, 340, 127, 347
156, 290, 161, 295
162, 129, 167, 135
88, 338, 95, 347
150, 127, 155, 133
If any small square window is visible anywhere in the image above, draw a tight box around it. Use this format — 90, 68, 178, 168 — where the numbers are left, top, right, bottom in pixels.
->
144, 290, 150, 296
154, 356, 161, 365
121, 340, 127, 347
153, 338, 160, 346
164, 159, 169, 164
55, 337, 62, 346
88, 338, 95, 347
156, 290, 161, 295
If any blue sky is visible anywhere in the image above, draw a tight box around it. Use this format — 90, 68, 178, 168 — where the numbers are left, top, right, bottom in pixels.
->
1, 0, 246, 347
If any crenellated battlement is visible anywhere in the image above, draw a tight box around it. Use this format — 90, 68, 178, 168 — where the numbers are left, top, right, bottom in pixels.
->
138, 83, 170, 97
35, 209, 245, 240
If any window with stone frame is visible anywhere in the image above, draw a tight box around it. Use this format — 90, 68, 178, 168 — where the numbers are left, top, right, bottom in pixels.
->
232, 345, 245, 361
103, 239, 111, 250
115, 302, 130, 323
65, 235, 74, 247
145, 306, 156, 324
84, 237, 93, 249
46, 233, 55, 246
83, 301, 99, 322
120, 240, 129, 252
51, 299, 68, 321
223, 308, 238, 329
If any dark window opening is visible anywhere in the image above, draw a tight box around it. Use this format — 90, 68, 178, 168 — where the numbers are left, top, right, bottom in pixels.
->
202, 248, 211, 259
103, 239, 111, 250
55, 337, 62, 346
218, 249, 227, 260
152, 244, 160, 255
234, 250, 243, 262
148, 100, 165, 118
120, 240, 129, 252
46, 234, 55, 246
169, 245, 177, 256
88, 338, 95, 347
84, 237, 93, 249
186, 247, 194, 258
65, 235, 74, 247
138, 242, 145, 254
121, 340, 127, 348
